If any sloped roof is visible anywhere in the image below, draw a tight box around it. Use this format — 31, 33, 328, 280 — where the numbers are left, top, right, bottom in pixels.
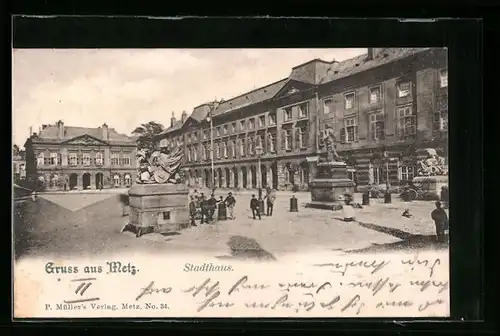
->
318, 48, 430, 84
158, 48, 432, 131
158, 119, 184, 136
33, 124, 134, 145
211, 79, 288, 117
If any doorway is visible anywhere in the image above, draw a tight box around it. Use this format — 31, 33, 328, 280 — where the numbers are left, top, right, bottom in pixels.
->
69, 173, 78, 190
261, 165, 267, 188
82, 173, 91, 190
271, 162, 278, 190
241, 167, 247, 188
96, 172, 104, 189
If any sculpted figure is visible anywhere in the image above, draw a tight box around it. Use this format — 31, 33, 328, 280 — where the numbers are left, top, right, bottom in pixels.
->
136, 142, 184, 184
322, 125, 344, 162
416, 148, 447, 176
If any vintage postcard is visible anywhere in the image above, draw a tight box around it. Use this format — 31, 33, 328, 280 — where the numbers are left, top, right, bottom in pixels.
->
13, 48, 450, 319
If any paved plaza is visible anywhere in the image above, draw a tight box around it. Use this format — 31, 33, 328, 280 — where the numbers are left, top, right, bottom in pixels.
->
13, 189, 449, 261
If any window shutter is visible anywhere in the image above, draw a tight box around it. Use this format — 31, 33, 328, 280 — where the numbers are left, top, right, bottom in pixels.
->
354, 126, 359, 141
340, 128, 346, 144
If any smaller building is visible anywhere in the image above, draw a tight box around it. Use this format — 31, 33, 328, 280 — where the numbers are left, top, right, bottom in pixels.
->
24, 121, 137, 191
13, 151, 26, 183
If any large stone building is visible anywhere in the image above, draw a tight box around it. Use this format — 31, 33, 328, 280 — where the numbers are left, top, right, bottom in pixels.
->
24, 121, 137, 191
157, 48, 448, 191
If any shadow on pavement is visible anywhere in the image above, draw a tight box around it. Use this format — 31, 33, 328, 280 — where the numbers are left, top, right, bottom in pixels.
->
216, 235, 276, 261
347, 221, 448, 253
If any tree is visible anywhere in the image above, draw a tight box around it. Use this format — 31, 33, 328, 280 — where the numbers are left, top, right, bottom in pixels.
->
13, 144, 20, 157
131, 121, 165, 151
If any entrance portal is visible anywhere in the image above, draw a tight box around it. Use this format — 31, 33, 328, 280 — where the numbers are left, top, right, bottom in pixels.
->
83, 173, 91, 190
96, 172, 104, 189
69, 173, 78, 190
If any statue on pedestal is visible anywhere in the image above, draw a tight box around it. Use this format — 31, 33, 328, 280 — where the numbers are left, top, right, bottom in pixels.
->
136, 141, 184, 184
416, 148, 447, 176
321, 124, 344, 163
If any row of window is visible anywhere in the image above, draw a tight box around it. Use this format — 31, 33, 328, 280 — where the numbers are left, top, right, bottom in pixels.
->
186, 127, 311, 162
324, 69, 448, 114
369, 165, 415, 184
322, 104, 448, 144
174, 69, 448, 148
37, 152, 131, 166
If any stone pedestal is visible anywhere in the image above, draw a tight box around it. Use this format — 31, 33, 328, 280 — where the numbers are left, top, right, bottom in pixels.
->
122, 183, 190, 237
305, 161, 355, 211
412, 175, 448, 201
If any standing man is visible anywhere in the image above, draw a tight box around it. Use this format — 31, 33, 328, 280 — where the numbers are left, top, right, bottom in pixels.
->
189, 196, 197, 227
207, 194, 218, 222
250, 194, 261, 220
225, 192, 236, 220
199, 193, 208, 224
266, 188, 276, 217
431, 201, 449, 243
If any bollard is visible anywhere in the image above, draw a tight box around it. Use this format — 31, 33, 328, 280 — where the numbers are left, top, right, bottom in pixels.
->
384, 191, 392, 204
258, 199, 265, 215
362, 192, 370, 206
290, 196, 298, 212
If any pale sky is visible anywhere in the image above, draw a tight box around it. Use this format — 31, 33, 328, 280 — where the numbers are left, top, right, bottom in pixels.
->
12, 48, 366, 148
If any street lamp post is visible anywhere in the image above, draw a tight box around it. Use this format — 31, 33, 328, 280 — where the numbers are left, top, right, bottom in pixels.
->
255, 144, 264, 213
255, 145, 264, 189
206, 99, 222, 190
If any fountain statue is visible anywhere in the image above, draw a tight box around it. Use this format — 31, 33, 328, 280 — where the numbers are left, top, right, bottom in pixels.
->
305, 125, 355, 211
123, 141, 190, 237
411, 148, 448, 201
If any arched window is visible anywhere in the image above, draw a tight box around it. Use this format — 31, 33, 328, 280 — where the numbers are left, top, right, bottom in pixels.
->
113, 174, 120, 187
124, 174, 131, 187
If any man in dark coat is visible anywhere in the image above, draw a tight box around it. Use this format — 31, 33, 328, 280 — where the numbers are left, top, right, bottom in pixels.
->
199, 194, 208, 224
207, 194, 218, 222
431, 201, 449, 243
250, 194, 261, 220
188, 196, 197, 227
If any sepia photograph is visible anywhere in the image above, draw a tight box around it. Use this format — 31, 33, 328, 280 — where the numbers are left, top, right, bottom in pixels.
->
13, 47, 450, 318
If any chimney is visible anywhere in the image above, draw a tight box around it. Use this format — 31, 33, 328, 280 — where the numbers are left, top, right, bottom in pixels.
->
170, 111, 176, 128
29, 126, 32, 137
181, 110, 188, 123
101, 123, 108, 140
367, 48, 385, 60
56, 120, 64, 139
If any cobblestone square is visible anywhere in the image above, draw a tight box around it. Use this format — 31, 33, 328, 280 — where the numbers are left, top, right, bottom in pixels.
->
14, 190, 448, 261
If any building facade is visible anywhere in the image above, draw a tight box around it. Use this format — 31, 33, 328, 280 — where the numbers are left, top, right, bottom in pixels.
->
24, 121, 137, 191
156, 48, 448, 191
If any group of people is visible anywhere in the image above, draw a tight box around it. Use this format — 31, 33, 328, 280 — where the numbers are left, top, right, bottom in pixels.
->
188, 190, 237, 226
188, 187, 277, 225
